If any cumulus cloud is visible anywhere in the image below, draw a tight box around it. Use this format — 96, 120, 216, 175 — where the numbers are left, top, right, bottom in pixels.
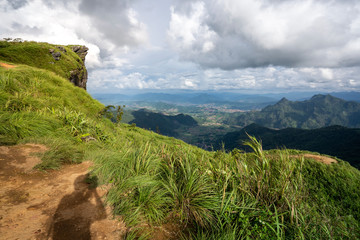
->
78, 0, 148, 47
7, 0, 28, 9
0, 0, 147, 69
1, 0, 359, 93
168, 0, 360, 69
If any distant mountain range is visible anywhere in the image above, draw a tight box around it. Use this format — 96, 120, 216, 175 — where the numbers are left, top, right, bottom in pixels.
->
217, 123, 360, 168
227, 94, 360, 129
92, 91, 360, 106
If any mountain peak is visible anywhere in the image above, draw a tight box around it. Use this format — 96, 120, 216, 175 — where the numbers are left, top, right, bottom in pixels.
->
279, 97, 289, 103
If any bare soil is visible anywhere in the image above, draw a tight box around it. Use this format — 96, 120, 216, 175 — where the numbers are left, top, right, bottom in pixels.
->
302, 154, 338, 165
0, 62, 16, 69
0, 144, 126, 240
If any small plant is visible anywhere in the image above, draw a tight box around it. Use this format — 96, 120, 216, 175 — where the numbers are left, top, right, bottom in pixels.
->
35, 139, 84, 170
85, 172, 99, 189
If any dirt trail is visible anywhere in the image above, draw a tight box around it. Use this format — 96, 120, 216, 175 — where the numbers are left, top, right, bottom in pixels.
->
302, 154, 337, 165
291, 153, 337, 165
0, 144, 126, 240
0, 62, 16, 69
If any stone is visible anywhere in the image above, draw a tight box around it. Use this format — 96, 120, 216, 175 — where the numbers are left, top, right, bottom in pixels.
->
51, 51, 61, 61
56, 46, 67, 52
81, 136, 96, 142
71, 45, 89, 62
69, 45, 89, 90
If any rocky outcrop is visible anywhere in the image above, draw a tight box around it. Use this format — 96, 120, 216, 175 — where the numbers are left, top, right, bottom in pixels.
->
69, 46, 88, 90
48, 45, 88, 90
71, 46, 88, 62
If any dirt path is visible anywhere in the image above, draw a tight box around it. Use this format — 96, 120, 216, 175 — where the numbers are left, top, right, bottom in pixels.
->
291, 153, 338, 165
0, 144, 126, 240
0, 62, 16, 69
302, 154, 337, 165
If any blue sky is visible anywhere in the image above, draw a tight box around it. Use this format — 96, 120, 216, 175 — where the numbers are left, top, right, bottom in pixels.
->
1, 0, 360, 93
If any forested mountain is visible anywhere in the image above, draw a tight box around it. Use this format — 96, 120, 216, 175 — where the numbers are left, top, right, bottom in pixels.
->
129, 109, 198, 137
217, 123, 360, 168
227, 94, 360, 129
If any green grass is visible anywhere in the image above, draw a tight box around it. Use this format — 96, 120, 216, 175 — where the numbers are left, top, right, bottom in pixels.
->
0, 41, 84, 80
1, 41, 360, 239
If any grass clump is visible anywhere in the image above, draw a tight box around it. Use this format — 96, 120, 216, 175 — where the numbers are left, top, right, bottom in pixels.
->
35, 139, 85, 170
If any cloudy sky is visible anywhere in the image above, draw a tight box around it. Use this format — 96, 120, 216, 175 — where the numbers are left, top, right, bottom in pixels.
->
1, 0, 360, 93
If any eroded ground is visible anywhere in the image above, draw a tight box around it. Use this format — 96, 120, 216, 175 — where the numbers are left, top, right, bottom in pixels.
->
0, 144, 126, 240
0, 62, 16, 69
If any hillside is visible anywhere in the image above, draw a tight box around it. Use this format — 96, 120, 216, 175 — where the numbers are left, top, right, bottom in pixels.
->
229, 94, 360, 129
129, 109, 198, 137
0, 40, 88, 89
1, 41, 360, 239
217, 123, 360, 169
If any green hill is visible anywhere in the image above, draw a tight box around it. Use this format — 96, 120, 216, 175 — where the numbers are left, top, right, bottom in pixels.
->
128, 109, 198, 137
1, 41, 360, 239
217, 123, 360, 169
230, 94, 360, 129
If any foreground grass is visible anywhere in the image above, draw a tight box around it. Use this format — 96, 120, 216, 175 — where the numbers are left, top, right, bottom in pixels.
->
1, 46, 360, 239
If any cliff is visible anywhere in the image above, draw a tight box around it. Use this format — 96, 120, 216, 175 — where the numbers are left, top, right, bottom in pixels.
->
0, 40, 89, 89
69, 45, 89, 89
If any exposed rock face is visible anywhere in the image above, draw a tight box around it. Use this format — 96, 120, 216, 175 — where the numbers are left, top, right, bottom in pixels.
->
47, 45, 89, 90
70, 45, 89, 90
72, 46, 89, 62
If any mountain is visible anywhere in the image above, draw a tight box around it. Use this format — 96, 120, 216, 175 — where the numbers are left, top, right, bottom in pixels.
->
1, 41, 360, 239
129, 109, 198, 137
217, 123, 360, 168
230, 94, 360, 129
91, 92, 278, 110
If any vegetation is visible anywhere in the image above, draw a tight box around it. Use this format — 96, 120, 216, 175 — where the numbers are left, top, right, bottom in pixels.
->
0, 41, 85, 80
1, 41, 360, 239
217, 123, 360, 169
128, 109, 198, 137
226, 95, 360, 129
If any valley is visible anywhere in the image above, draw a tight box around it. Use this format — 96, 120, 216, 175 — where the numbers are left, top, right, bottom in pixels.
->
94, 93, 360, 168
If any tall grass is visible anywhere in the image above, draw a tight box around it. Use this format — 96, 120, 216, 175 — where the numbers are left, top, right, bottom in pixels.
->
35, 137, 85, 170
91, 133, 360, 239
160, 149, 219, 228
0, 111, 60, 145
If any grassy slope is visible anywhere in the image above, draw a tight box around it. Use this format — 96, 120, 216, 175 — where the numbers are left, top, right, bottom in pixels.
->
1, 42, 360, 239
217, 123, 360, 168
0, 41, 84, 79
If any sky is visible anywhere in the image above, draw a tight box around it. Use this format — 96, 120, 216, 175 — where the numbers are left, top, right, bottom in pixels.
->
1, 0, 360, 93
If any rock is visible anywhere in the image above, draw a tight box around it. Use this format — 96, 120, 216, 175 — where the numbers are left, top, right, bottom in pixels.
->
70, 45, 89, 90
81, 136, 96, 142
69, 69, 87, 89
51, 51, 61, 61
48, 45, 89, 90
56, 46, 67, 52
71, 45, 89, 62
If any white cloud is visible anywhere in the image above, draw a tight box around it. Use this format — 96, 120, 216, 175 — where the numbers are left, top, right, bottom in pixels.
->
0, 0, 148, 69
168, 0, 360, 69
1, 0, 360, 93
320, 68, 333, 80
